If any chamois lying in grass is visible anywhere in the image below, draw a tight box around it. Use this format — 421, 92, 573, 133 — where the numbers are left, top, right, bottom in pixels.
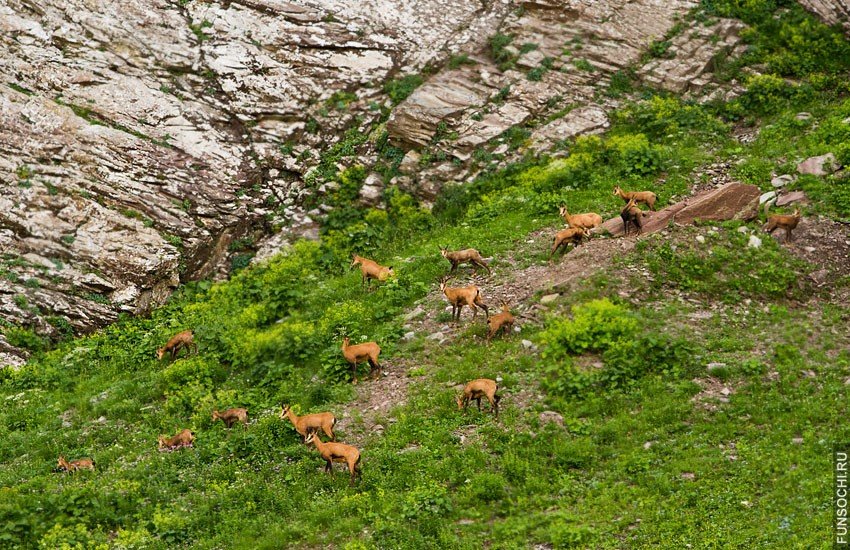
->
439, 277, 489, 323
57, 456, 95, 473
764, 208, 801, 242
620, 197, 646, 236
613, 185, 656, 210
351, 254, 394, 290
341, 337, 382, 384
157, 330, 197, 361
486, 302, 515, 342
280, 404, 336, 442
456, 378, 501, 418
550, 226, 590, 260
305, 432, 361, 485
559, 205, 603, 230
212, 408, 248, 429
439, 246, 491, 275
158, 429, 195, 451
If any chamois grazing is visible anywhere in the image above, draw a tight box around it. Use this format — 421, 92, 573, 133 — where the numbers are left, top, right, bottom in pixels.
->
158, 429, 195, 451
550, 226, 590, 260
439, 277, 489, 323
456, 378, 501, 418
157, 330, 197, 361
350, 254, 394, 290
57, 456, 95, 473
439, 246, 491, 275
613, 185, 657, 210
486, 302, 515, 342
620, 198, 646, 236
559, 205, 603, 230
211, 408, 248, 429
305, 432, 361, 485
280, 404, 336, 442
341, 337, 382, 384
764, 208, 801, 242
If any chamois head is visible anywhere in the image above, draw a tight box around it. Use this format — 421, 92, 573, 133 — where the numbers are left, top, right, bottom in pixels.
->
342, 336, 351, 347
559, 205, 569, 218
613, 185, 622, 195
439, 246, 449, 258
439, 276, 449, 292
280, 404, 292, 419
455, 395, 465, 410
350, 254, 362, 268
156, 347, 166, 360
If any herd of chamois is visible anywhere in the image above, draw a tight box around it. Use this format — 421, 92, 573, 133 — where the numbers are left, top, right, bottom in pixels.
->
56, 186, 802, 483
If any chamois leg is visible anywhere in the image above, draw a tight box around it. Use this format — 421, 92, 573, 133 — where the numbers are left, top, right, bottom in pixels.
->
785, 227, 793, 242
450, 262, 458, 273
352, 360, 359, 385
324, 425, 335, 441
368, 357, 381, 379
476, 397, 482, 411
324, 459, 334, 477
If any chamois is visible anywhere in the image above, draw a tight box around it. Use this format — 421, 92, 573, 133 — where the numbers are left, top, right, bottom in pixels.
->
486, 302, 515, 342
158, 429, 195, 451
305, 432, 361, 485
550, 226, 590, 260
559, 205, 603, 230
439, 246, 491, 275
157, 330, 197, 361
620, 197, 646, 236
764, 208, 801, 242
57, 456, 95, 473
280, 404, 336, 442
341, 337, 382, 384
613, 185, 657, 211
351, 254, 394, 290
211, 408, 248, 429
456, 378, 501, 418
439, 277, 489, 322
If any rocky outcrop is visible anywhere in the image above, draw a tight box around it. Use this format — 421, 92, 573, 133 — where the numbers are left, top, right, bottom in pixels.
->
799, 0, 850, 35
599, 182, 760, 236
639, 18, 747, 95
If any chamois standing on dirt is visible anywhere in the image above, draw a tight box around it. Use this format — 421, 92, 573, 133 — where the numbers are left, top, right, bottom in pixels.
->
305, 432, 361, 485
351, 254, 394, 290
764, 208, 801, 242
613, 185, 657, 211
550, 226, 590, 260
620, 197, 646, 236
559, 205, 603, 230
211, 408, 248, 429
341, 337, 382, 384
456, 378, 501, 418
486, 302, 515, 342
280, 404, 336, 442
158, 429, 195, 451
157, 330, 197, 361
439, 246, 491, 275
57, 456, 95, 473
439, 277, 489, 323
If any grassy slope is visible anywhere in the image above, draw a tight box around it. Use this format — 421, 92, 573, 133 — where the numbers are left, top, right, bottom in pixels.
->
3, 3, 850, 548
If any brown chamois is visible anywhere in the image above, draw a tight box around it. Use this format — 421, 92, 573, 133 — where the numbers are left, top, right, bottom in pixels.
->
305, 432, 361, 485
550, 226, 591, 260
57, 456, 95, 473
486, 302, 515, 342
350, 254, 394, 290
764, 208, 801, 242
559, 205, 603, 230
613, 185, 657, 211
157, 330, 197, 361
620, 197, 646, 236
280, 404, 336, 442
439, 277, 489, 323
341, 337, 382, 384
158, 428, 195, 451
439, 246, 491, 275
456, 378, 501, 418
211, 408, 248, 429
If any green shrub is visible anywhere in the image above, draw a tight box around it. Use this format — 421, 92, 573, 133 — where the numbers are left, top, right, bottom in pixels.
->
402, 482, 453, 520
384, 74, 424, 104
539, 299, 638, 358
605, 133, 663, 176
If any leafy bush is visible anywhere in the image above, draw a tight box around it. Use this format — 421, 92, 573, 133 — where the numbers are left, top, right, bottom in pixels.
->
384, 74, 424, 104
539, 299, 638, 358
605, 133, 664, 176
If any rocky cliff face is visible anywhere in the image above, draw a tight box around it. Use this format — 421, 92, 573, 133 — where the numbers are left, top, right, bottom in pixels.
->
0, 0, 764, 363
800, 0, 850, 34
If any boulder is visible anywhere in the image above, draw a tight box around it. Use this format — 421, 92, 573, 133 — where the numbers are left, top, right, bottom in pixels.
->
776, 191, 808, 207
771, 174, 795, 188
797, 153, 838, 176
598, 182, 760, 236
